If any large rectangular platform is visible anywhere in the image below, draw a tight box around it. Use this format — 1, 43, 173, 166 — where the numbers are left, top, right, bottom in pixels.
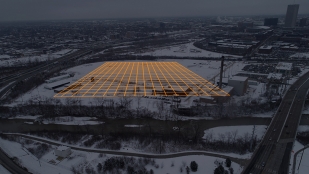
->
54, 62, 230, 98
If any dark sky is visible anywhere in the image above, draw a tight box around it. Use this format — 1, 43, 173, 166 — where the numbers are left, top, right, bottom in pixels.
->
0, 0, 308, 21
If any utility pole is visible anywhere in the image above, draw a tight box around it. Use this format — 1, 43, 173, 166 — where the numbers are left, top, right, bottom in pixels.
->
250, 125, 256, 151
219, 56, 225, 89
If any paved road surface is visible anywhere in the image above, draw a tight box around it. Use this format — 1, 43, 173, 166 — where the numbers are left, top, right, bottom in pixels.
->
243, 71, 309, 174
5, 133, 247, 165
0, 49, 92, 101
0, 147, 30, 174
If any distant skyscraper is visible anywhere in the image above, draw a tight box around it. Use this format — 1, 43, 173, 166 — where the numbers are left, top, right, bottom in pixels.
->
285, 4, 299, 27
264, 18, 278, 26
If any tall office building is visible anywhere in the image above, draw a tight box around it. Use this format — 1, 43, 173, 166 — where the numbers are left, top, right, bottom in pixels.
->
285, 4, 299, 27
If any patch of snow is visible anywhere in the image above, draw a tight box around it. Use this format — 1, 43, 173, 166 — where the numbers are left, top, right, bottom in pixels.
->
124, 125, 144, 128
8, 115, 40, 120
1, 135, 244, 174
298, 126, 309, 132
290, 52, 309, 59
296, 147, 309, 174
42, 116, 103, 125
0, 165, 10, 174
145, 155, 243, 174
203, 125, 267, 141
133, 42, 242, 58
289, 141, 307, 174
251, 111, 274, 118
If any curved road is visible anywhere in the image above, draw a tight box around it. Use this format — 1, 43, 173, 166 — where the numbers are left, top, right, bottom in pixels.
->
243, 71, 309, 174
5, 133, 247, 165
0, 49, 93, 173
0, 148, 30, 174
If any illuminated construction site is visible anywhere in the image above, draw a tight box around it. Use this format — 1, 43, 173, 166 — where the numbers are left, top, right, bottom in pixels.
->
54, 62, 230, 98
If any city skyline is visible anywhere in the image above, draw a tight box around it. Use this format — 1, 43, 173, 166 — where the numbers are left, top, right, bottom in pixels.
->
0, 0, 308, 22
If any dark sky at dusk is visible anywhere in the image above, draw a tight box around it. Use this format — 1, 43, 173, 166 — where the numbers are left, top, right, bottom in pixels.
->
0, 0, 308, 21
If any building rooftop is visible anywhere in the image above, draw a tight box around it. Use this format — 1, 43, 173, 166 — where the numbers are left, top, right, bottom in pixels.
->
57, 146, 69, 151
229, 76, 248, 82
267, 73, 283, 80
47, 74, 70, 82
276, 62, 292, 71
54, 62, 230, 98
259, 46, 273, 50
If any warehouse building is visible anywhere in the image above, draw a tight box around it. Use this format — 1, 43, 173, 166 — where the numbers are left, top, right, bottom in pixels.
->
228, 76, 248, 96
54, 146, 71, 158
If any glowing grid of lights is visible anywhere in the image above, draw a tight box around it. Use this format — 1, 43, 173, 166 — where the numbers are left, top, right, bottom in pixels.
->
54, 62, 230, 98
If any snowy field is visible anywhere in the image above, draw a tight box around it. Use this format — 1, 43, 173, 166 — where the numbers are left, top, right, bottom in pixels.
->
251, 111, 274, 118
0, 165, 10, 174
0, 137, 243, 174
145, 155, 242, 174
8, 115, 102, 125
203, 125, 267, 141
134, 42, 242, 58
298, 126, 309, 133
11, 59, 246, 110
7, 58, 309, 118
290, 52, 309, 59
289, 141, 309, 174
302, 105, 309, 115
0, 49, 77, 67
295, 147, 309, 174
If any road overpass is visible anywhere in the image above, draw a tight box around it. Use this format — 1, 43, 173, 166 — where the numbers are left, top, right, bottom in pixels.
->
243, 71, 309, 174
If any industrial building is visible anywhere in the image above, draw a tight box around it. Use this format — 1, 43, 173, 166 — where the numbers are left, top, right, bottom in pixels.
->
259, 46, 273, 54
54, 146, 71, 158
228, 76, 248, 96
285, 4, 299, 27
45, 74, 72, 83
44, 80, 70, 90
275, 62, 292, 76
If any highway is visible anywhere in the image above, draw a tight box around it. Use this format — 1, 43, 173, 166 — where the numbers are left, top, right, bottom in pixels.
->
0, 49, 92, 101
243, 71, 309, 174
0, 49, 94, 173
0, 147, 30, 174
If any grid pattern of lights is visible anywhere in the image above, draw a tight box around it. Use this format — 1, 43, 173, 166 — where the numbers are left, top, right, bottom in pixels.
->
54, 62, 230, 98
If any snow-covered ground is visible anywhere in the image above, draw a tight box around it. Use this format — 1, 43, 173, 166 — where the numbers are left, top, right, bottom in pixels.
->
145, 155, 242, 174
33, 116, 102, 125
0, 49, 77, 67
203, 125, 267, 141
8, 115, 102, 125
298, 126, 309, 132
134, 42, 242, 58
0, 165, 10, 174
251, 111, 274, 118
288, 66, 309, 85
0, 137, 243, 174
289, 141, 309, 174
295, 147, 309, 174
10, 59, 245, 110
302, 105, 309, 115
290, 52, 309, 59
7, 59, 309, 119
0, 138, 72, 174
